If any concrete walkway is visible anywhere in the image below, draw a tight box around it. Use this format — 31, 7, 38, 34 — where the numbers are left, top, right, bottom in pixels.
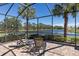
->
0, 41, 79, 56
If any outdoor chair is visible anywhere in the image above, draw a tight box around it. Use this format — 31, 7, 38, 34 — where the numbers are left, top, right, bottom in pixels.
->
28, 37, 46, 56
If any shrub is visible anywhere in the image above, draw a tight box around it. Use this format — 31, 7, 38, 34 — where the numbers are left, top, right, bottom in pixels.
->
0, 36, 5, 42
28, 34, 40, 39
49, 35, 64, 42
0, 33, 25, 43
18, 34, 25, 39
46, 35, 55, 41
54, 35, 64, 42
71, 37, 75, 43
35, 36, 43, 40
6, 34, 18, 40
44, 35, 64, 42
71, 37, 79, 44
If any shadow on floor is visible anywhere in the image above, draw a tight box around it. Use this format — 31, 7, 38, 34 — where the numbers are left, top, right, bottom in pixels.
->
38, 45, 64, 56
21, 44, 64, 56
38, 40, 76, 56
0, 43, 16, 56
1, 48, 16, 56
0, 40, 76, 56
46, 40, 75, 47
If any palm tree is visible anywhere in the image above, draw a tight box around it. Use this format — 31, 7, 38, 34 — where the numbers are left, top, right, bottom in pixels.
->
18, 3, 35, 38
52, 3, 77, 41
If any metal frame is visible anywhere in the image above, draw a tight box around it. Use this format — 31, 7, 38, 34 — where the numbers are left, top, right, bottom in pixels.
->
17, 3, 36, 39
0, 3, 78, 48
75, 4, 77, 49
45, 3, 54, 35
4, 3, 14, 40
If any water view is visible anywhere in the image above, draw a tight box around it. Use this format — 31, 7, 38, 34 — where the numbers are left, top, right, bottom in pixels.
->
0, 3, 79, 56
19, 29, 77, 36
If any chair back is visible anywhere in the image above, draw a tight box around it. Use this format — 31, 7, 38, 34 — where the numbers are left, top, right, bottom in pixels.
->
34, 37, 44, 48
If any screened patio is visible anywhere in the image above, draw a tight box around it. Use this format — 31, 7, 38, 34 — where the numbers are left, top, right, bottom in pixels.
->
0, 3, 79, 56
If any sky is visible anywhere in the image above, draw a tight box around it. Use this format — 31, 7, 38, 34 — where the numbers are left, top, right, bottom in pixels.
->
0, 3, 79, 27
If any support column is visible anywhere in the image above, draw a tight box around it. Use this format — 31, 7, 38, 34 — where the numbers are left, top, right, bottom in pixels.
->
37, 18, 39, 35
75, 4, 77, 49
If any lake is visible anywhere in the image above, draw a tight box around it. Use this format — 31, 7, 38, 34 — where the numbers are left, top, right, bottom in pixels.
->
17, 29, 79, 36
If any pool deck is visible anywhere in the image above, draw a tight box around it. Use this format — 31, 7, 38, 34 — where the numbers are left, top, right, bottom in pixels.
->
0, 41, 79, 56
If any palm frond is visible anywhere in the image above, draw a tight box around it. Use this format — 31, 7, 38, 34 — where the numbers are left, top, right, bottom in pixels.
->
18, 3, 35, 19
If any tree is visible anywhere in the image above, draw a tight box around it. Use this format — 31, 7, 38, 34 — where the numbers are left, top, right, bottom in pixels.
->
53, 26, 64, 29
52, 4, 76, 41
0, 21, 4, 31
32, 23, 37, 30
18, 3, 35, 38
3, 17, 22, 33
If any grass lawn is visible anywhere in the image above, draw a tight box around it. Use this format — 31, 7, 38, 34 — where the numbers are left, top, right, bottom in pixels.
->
0, 31, 79, 44
0, 33, 5, 37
